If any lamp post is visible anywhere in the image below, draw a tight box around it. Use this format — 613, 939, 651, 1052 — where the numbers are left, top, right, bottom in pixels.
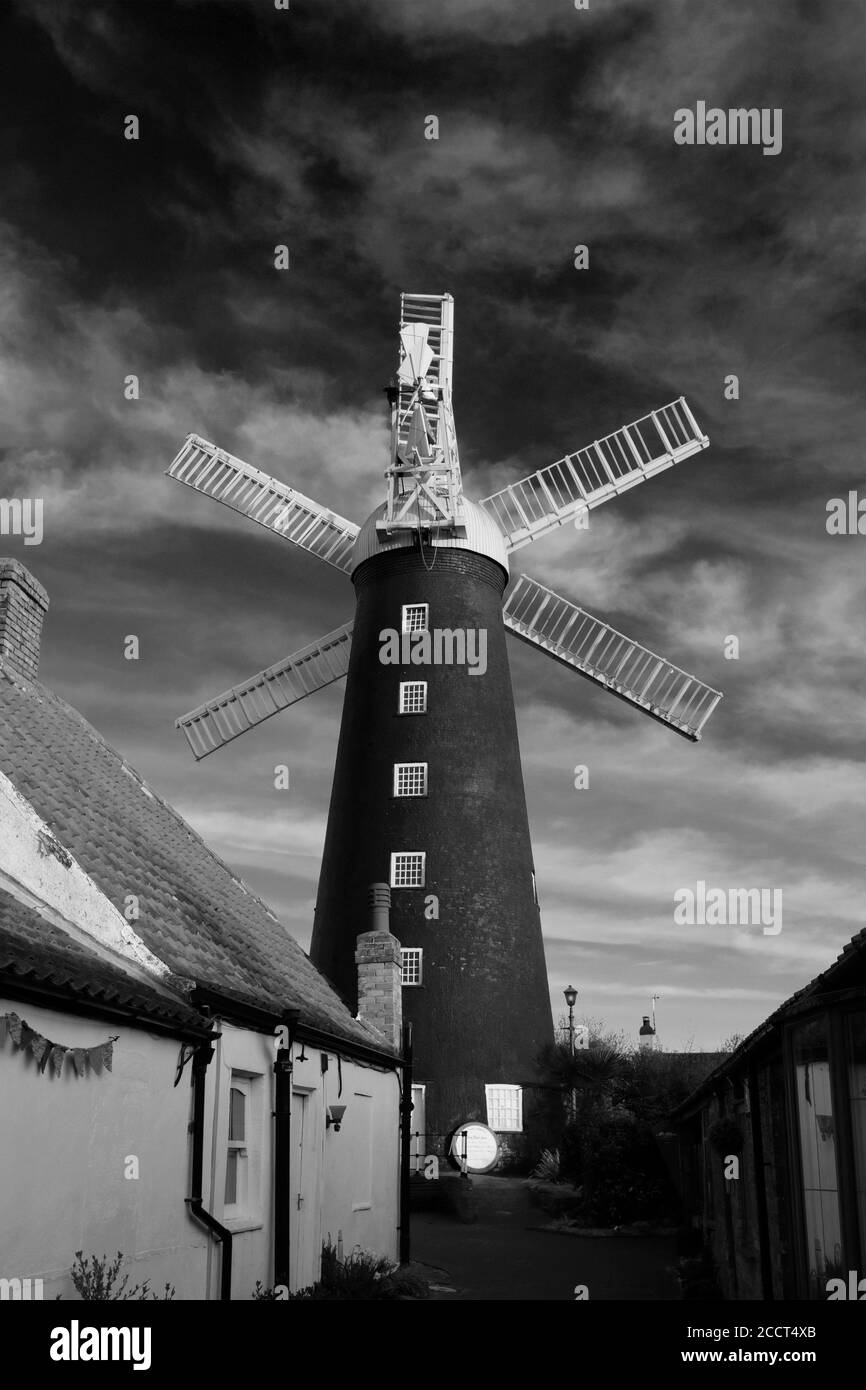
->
564, 986, 578, 1054
563, 986, 578, 1123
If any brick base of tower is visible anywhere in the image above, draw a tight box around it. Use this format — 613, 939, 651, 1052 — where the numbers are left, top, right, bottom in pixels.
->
310, 545, 556, 1166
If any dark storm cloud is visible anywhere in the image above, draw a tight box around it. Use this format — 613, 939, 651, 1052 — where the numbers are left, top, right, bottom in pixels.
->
2, 0, 864, 1045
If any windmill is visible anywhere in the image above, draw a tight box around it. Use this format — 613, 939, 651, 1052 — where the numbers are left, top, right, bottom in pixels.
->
166, 292, 722, 1161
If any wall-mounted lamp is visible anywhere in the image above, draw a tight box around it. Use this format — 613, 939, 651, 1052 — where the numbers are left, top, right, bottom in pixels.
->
326, 1104, 347, 1132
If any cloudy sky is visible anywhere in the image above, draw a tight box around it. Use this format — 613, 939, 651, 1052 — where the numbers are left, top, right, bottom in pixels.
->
2, 0, 864, 1048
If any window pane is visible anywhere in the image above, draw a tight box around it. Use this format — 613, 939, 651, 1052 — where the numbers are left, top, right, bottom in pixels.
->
394, 763, 427, 797
401, 604, 428, 633
391, 852, 425, 888
225, 1149, 238, 1206
399, 682, 427, 714
792, 1016, 842, 1296
229, 1086, 245, 1142
486, 1085, 523, 1132
401, 948, 422, 985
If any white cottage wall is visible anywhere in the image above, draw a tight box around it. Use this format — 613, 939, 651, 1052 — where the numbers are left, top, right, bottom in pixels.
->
0, 998, 207, 1301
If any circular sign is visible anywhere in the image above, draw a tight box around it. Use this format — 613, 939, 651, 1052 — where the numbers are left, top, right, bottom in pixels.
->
449, 1122, 499, 1174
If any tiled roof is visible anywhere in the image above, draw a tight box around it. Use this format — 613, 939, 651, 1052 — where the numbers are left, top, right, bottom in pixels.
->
0, 889, 209, 1033
0, 659, 390, 1051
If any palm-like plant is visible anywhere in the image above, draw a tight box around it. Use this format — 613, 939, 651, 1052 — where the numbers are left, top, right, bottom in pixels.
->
540, 1038, 628, 1113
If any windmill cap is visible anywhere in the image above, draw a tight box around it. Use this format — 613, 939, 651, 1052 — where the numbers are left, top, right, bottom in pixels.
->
351, 499, 509, 577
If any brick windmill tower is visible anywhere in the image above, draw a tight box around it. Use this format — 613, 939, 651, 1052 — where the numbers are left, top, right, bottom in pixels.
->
166, 293, 722, 1163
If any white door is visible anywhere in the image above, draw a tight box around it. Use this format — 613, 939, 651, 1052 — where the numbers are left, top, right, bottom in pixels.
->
291, 1090, 317, 1289
410, 1085, 426, 1172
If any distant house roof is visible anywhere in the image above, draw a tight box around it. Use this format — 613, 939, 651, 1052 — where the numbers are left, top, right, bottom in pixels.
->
0, 659, 391, 1053
0, 888, 210, 1035
675, 925, 866, 1115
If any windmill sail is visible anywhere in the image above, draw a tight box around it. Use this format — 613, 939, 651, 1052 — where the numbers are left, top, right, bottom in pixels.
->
479, 398, 709, 552
503, 574, 721, 740
176, 622, 354, 760
167, 435, 359, 572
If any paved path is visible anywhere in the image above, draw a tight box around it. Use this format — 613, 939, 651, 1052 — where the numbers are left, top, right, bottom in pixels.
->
412, 1175, 679, 1301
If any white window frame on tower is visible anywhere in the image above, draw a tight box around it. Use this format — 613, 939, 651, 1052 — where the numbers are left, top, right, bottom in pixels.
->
390, 851, 426, 888
399, 681, 428, 714
485, 1084, 523, 1133
400, 948, 423, 986
393, 762, 428, 797
401, 603, 429, 634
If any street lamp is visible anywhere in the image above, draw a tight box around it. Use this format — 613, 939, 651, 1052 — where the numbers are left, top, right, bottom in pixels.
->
563, 986, 578, 1125
563, 985, 578, 1054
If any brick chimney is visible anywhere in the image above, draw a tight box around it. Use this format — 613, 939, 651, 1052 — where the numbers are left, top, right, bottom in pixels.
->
0, 559, 49, 679
355, 883, 403, 1050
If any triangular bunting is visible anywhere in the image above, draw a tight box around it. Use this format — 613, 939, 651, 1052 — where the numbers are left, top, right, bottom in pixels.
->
2, 1015, 116, 1079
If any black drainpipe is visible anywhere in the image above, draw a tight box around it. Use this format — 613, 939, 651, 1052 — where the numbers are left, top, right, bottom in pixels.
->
185, 1040, 233, 1301
274, 1009, 300, 1290
399, 1021, 414, 1266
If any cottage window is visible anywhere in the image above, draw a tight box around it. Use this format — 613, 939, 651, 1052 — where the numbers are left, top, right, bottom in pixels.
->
224, 1077, 250, 1213
485, 1084, 523, 1133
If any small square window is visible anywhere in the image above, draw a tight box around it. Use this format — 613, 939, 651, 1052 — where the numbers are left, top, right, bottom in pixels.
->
394, 762, 427, 797
401, 604, 429, 634
401, 948, 423, 986
485, 1084, 523, 1133
391, 851, 426, 888
399, 681, 427, 714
